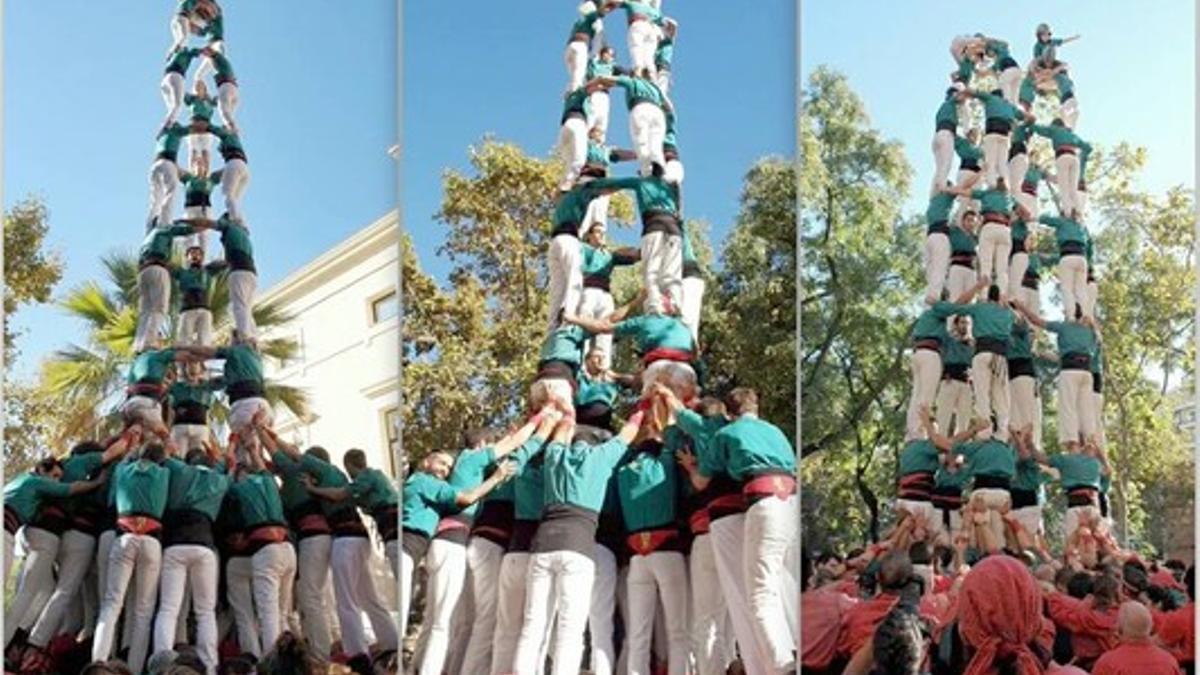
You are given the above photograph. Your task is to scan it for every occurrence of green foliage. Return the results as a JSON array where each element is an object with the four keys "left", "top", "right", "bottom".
[{"left": 403, "top": 139, "right": 796, "bottom": 463}]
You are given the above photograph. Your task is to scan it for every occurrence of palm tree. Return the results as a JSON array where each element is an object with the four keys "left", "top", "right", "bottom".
[{"left": 36, "top": 249, "right": 310, "bottom": 448}]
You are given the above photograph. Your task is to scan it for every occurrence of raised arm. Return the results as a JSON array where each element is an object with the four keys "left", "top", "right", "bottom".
[
  {"left": 102, "top": 425, "right": 145, "bottom": 464},
  {"left": 1011, "top": 299, "right": 1046, "bottom": 328},
  {"left": 493, "top": 409, "right": 557, "bottom": 458},
  {"left": 255, "top": 419, "right": 302, "bottom": 463},
  {"left": 306, "top": 482, "right": 351, "bottom": 502},
  {"left": 454, "top": 461, "right": 518, "bottom": 508},
  {"left": 562, "top": 312, "right": 614, "bottom": 335}
]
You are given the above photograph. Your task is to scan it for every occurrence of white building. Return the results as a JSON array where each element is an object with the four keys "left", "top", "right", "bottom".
[{"left": 257, "top": 209, "right": 400, "bottom": 477}]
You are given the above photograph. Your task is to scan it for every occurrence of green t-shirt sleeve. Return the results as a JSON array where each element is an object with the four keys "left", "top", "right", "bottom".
[
  {"left": 35, "top": 477, "right": 73, "bottom": 498},
  {"left": 675, "top": 409, "right": 707, "bottom": 439},
  {"left": 1045, "top": 321, "right": 1065, "bottom": 334},
  {"left": 214, "top": 347, "right": 231, "bottom": 359},
  {"left": 84, "top": 453, "right": 105, "bottom": 473},
  {"left": 423, "top": 478, "right": 459, "bottom": 508},
  {"left": 594, "top": 438, "right": 630, "bottom": 469},
  {"left": 348, "top": 474, "right": 372, "bottom": 500},
  {"left": 612, "top": 317, "right": 643, "bottom": 338}
]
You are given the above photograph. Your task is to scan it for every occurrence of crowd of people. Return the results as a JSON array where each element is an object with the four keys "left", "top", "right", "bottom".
[
  {"left": 3, "top": 2, "right": 401, "bottom": 674},
  {"left": 400, "top": 2, "right": 800, "bottom": 675},
  {"left": 801, "top": 25, "right": 1195, "bottom": 675}
]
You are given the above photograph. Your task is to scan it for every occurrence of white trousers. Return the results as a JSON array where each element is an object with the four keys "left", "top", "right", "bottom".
[
  {"left": 1055, "top": 153, "right": 1081, "bottom": 217},
  {"left": 333, "top": 536, "right": 398, "bottom": 657},
  {"left": 3, "top": 529, "right": 14, "bottom": 592},
  {"left": 1008, "top": 251, "right": 1029, "bottom": 302},
  {"left": 121, "top": 395, "right": 165, "bottom": 432},
  {"left": 492, "top": 551, "right": 532, "bottom": 675},
  {"left": 558, "top": 117, "right": 589, "bottom": 190},
  {"left": 1019, "top": 284, "right": 1041, "bottom": 320},
  {"left": 1064, "top": 505, "right": 1100, "bottom": 540},
  {"left": 92, "top": 533, "right": 162, "bottom": 673},
  {"left": 461, "top": 538, "right": 505, "bottom": 675},
  {"left": 513, "top": 550, "right": 595, "bottom": 675},
  {"left": 400, "top": 548, "right": 416, "bottom": 654},
  {"left": 630, "top": 102, "right": 667, "bottom": 177},
  {"left": 548, "top": 233, "right": 583, "bottom": 331},
  {"left": 530, "top": 377, "right": 575, "bottom": 413},
  {"left": 1010, "top": 375, "right": 1037, "bottom": 437},
  {"left": 226, "top": 556, "right": 261, "bottom": 657},
  {"left": 680, "top": 276, "right": 706, "bottom": 343},
  {"left": 218, "top": 81, "right": 240, "bottom": 131},
  {"left": 296, "top": 535, "right": 334, "bottom": 657},
  {"left": 1011, "top": 505, "right": 1043, "bottom": 538},
  {"left": 923, "top": 232, "right": 950, "bottom": 304},
  {"left": 709, "top": 515, "right": 771, "bottom": 675},
  {"left": 895, "top": 499, "right": 939, "bottom": 528},
  {"left": 1058, "top": 369, "right": 1095, "bottom": 444},
  {"left": 221, "top": 158, "right": 251, "bottom": 222},
  {"left": 579, "top": 286, "right": 616, "bottom": 368},
  {"left": 148, "top": 158, "right": 179, "bottom": 229},
  {"left": 1085, "top": 279, "right": 1099, "bottom": 319},
  {"left": 978, "top": 222, "right": 1012, "bottom": 292},
  {"left": 172, "top": 424, "right": 209, "bottom": 456},
  {"left": 95, "top": 530, "right": 137, "bottom": 653},
  {"left": 744, "top": 497, "right": 799, "bottom": 673},
  {"left": 972, "top": 352, "right": 1010, "bottom": 438},
  {"left": 906, "top": 349, "right": 943, "bottom": 440},
  {"left": 627, "top": 551, "right": 690, "bottom": 675},
  {"left": 251, "top": 541, "right": 297, "bottom": 655},
  {"left": 155, "top": 545, "right": 219, "bottom": 674},
  {"left": 135, "top": 265, "right": 171, "bottom": 352},
  {"left": 177, "top": 307, "right": 214, "bottom": 347},
  {"left": 161, "top": 71, "right": 186, "bottom": 129},
  {"left": 589, "top": 91, "right": 611, "bottom": 138},
  {"left": 931, "top": 130, "right": 955, "bottom": 195},
  {"left": 1061, "top": 97, "right": 1080, "bottom": 129},
  {"left": 1092, "top": 390, "right": 1106, "bottom": 448},
  {"left": 1057, "top": 254, "right": 1089, "bottom": 319},
  {"left": 227, "top": 268, "right": 258, "bottom": 340},
  {"left": 935, "top": 378, "right": 973, "bottom": 436},
  {"left": 983, "top": 133, "right": 1011, "bottom": 188},
  {"left": 228, "top": 396, "right": 271, "bottom": 437},
  {"left": 641, "top": 231, "right": 683, "bottom": 316},
  {"left": 581, "top": 193, "right": 611, "bottom": 238},
  {"left": 6, "top": 527, "right": 60, "bottom": 643},
  {"left": 418, "top": 538, "right": 468, "bottom": 673},
  {"left": 690, "top": 534, "right": 733, "bottom": 675},
  {"left": 564, "top": 41, "right": 588, "bottom": 93},
  {"left": 29, "top": 529, "right": 95, "bottom": 647},
  {"left": 947, "top": 264, "right": 977, "bottom": 304},
  {"left": 627, "top": 20, "right": 659, "bottom": 74},
  {"left": 999, "top": 66, "right": 1022, "bottom": 104},
  {"left": 589, "top": 544, "right": 619, "bottom": 675}
]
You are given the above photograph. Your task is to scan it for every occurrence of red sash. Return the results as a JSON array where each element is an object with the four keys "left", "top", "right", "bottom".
[
  {"left": 743, "top": 474, "right": 797, "bottom": 501},
  {"left": 688, "top": 508, "right": 711, "bottom": 535},
  {"left": 117, "top": 515, "right": 163, "bottom": 536},
  {"left": 626, "top": 528, "right": 679, "bottom": 556},
  {"left": 297, "top": 513, "right": 332, "bottom": 537},
  {"left": 642, "top": 347, "right": 694, "bottom": 366},
  {"left": 707, "top": 492, "right": 748, "bottom": 518},
  {"left": 247, "top": 525, "right": 289, "bottom": 545},
  {"left": 436, "top": 518, "right": 471, "bottom": 535},
  {"left": 982, "top": 212, "right": 1011, "bottom": 226},
  {"left": 1057, "top": 144, "right": 1079, "bottom": 155}
]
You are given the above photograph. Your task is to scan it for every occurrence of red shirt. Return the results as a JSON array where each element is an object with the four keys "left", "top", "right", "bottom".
[
  {"left": 1154, "top": 602, "right": 1195, "bottom": 664},
  {"left": 1092, "top": 640, "right": 1183, "bottom": 674},
  {"left": 837, "top": 593, "right": 899, "bottom": 659},
  {"left": 801, "top": 588, "right": 856, "bottom": 669},
  {"left": 1045, "top": 593, "right": 1119, "bottom": 662}
]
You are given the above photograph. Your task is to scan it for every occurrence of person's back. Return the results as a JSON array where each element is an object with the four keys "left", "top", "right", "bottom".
[{"left": 801, "top": 584, "right": 856, "bottom": 670}]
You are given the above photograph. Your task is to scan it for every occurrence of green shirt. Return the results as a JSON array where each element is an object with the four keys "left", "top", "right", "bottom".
[
  {"left": 562, "top": 87, "right": 592, "bottom": 123},
  {"left": 212, "top": 215, "right": 255, "bottom": 271},
  {"left": 487, "top": 436, "right": 544, "bottom": 504},
  {"left": 985, "top": 38, "right": 1012, "bottom": 65},
  {"left": 229, "top": 470, "right": 286, "bottom": 528},
  {"left": 674, "top": 410, "right": 729, "bottom": 478},
  {"left": 935, "top": 464, "right": 971, "bottom": 491},
  {"left": 1046, "top": 321, "right": 1097, "bottom": 357},
  {"left": 934, "top": 96, "right": 958, "bottom": 129},
  {"left": 1013, "top": 457, "right": 1050, "bottom": 503},
  {"left": 1029, "top": 124, "right": 1090, "bottom": 153},
  {"left": 539, "top": 325, "right": 590, "bottom": 367},
  {"left": 590, "top": 176, "right": 679, "bottom": 218},
  {"left": 214, "top": 344, "right": 263, "bottom": 387},
  {"left": 655, "top": 36, "right": 674, "bottom": 69},
  {"left": 184, "top": 94, "right": 217, "bottom": 122},
  {"left": 166, "top": 47, "right": 201, "bottom": 74},
  {"left": 926, "top": 192, "right": 956, "bottom": 225},
  {"left": 568, "top": 11, "right": 602, "bottom": 40},
  {"left": 210, "top": 124, "right": 245, "bottom": 157},
  {"left": 960, "top": 440, "right": 1016, "bottom": 480},
  {"left": 164, "top": 458, "right": 231, "bottom": 520},
  {"left": 1019, "top": 75, "right": 1037, "bottom": 105},
  {"left": 898, "top": 440, "right": 940, "bottom": 476},
  {"left": 128, "top": 348, "right": 178, "bottom": 386},
  {"left": 954, "top": 136, "right": 983, "bottom": 163},
  {"left": 949, "top": 302, "right": 1014, "bottom": 342},
  {"left": 542, "top": 438, "right": 630, "bottom": 511},
  {"left": 552, "top": 182, "right": 605, "bottom": 231},
  {"left": 114, "top": 460, "right": 171, "bottom": 518},
  {"left": 948, "top": 225, "right": 976, "bottom": 255},
  {"left": 612, "top": 76, "right": 666, "bottom": 111},
  {"left": 1038, "top": 215, "right": 1088, "bottom": 248},
  {"left": 580, "top": 245, "right": 637, "bottom": 280},
  {"left": 155, "top": 123, "right": 191, "bottom": 161},
  {"left": 210, "top": 51, "right": 235, "bottom": 80},
  {"left": 446, "top": 447, "right": 496, "bottom": 519},
  {"left": 1055, "top": 72, "right": 1074, "bottom": 98},
  {"left": 944, "top": 337, "right": 974, "bottom": 367},
  {"left": 1091, "top": 343, "right": 1104, "bottom": 375},
  {"left": 1034, "top": 38, "right": 1064, "bottom": 61},
  {"left": 613, "top": 315, "right": 694, "bottom": 354},
  {"left": 172, "top": 261, "right": 228, "bottom": 300},
  {"left": 139, "top": 224, "right": 195, "bottom": 265},
  {"left": 1008, "top": 322, "right": 1033, "bottom": 360},
  {"left": 402, "top": 472, "right": 458, "bottom": 536},
  {"left": 347, "top": 468, "right": 398, "bottom": 512},
  {"left": 271, "top": 451, "right": 317, "bottom": 514},
  {"left": 912, "top": 303, "right": 956, "bottom": 341},
  {"left": 63, "top": 453, "right": 106, "bottom": 513},
  {"left": 180, "top": 171, "right": 221, "bottom": 203},
  {"left": 1048, "top": 453, "right": 1102, "bottom": 490},
  {"left": 616, "top": 1, "right": 663, "bottom": 25},
  {"left": 587, "top": 56, "right": 620, "bottom": 79},
  {"left": 970, "top": 188, "right": 1014, "bottom": 216},
  {"left": 617, "top": 444, "right": 679, "bottom": 531},
  {"left": 168, "top": 379, "right": 222, "bottom": 411},
  {"left": 576, "top": 372, "right": 620, "bottom": 408},
  {"left": 3, "top": 473, "right": 72, "bottom": 523},
  {"left": 1012, "top": 123, "right": 1033, "bottom": 147},
  {"left": 708, "top": 415, "right": 796, "bottom": 481},
  {"left": 514, "top": 456, "right": 545, "bottom": 521},
  {"left": 1011, "top": 219, "right": 1029, "bottom": 244},
  {"left": 972, "top": 91, "right": 1021, "bottom": 122}
]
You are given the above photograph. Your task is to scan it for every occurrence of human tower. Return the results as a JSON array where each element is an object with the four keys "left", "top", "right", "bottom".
[
  {"left": 900, "top": 24, "right": 1112, "bottom": 566},
  {"left": 3, "top": 3, "right": 403, "bottom": 674},
  {"left": 398, "top": 2, "right": 800, "bottom": 675}
]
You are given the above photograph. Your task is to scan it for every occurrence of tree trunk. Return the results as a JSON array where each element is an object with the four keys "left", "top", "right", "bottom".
[{"left": 856, "top": 466, "right": 879, "bottom": 544}]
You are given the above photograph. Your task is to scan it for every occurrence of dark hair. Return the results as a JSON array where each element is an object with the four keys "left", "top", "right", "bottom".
[
  {"left": 173, "top": 653, "right": 206, "bottom": 672},
  {"left": 346, "top": 653, "right": 372, "bottom": 675},
  {"left": 1054, "top": 567, "right": 1075, "bottom": 589},
  {"left": 35, "top": 456, "right": 63, "bottom": 474},
  {"left": 81, "top": 662, "right": 134, "bottom": 675},
  {"left": 987, "top": 285, "right": 1001, "bottom": 302},
  {"left": 464, "top": 428, "right": 491, "bottom": 449},
  {"left": 1187, "top": 566, "right": 1195, "bottom": 600},
  {"left": 343, "top": 449, "right": 368, "bottom": 471},
  {"left": 879, "top": 551, "right": 914, "bottom": 591},
  {"left": 1165, "top": 559, "right": 1187, "bottom": 573},
  {"left": 142, "top": 443, "right": 167, "bottom": 464},
  {"left": 725, "top": 387, "right": 759, "bottom": 416},
  {"left": 871, "top": 606, "right": 925, "bottom": 674},
  {"left": 847, "top": 547, "right": 866, "bottom": 560},
  {"left": 217, "top": 656, "right": 256, "bottom": 675},
  {"left": 372, "top": 649, "right": 399, "bottom": 674},
  {"left": 696, "top": 396, "right": 727, "bottom": 418},
  {"left": 186, "top": 448, "right": 214, "bottom": 467},
  {"left": 1067, "top": 572, "right": 1094, "bottom": 599},
  {"left": 305, "top": 446, "right": 330, "bottom": 463},
  {"left": 817, "top": 551, "right": 843, "bottom": 566},
  {"left": 1092, "top": 573, "right": 1121, "bottom": 608},
  {"left": 908, "top": 542, "right": 932, "bottom": 566},
  {"left": 802, "top": 549, "right": 814, "bottom": 590},
  {"left": 71, "top": 441, "right": 106, "bottom": 456},
  {"left": 257, "top": 631, "right": 325, "bottom": 675},
  {"left": 934, "top": 545, "right": 954, "bottom": 570},
  {"left": 1074, "top": 303, "right": 1083, "bottom": 320}
]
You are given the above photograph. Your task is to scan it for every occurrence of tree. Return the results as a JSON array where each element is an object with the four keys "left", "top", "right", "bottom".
[
  {"left": 3, "top": 198, "right": 64, "bottom": 471},
  {"left": 34, "top": 250, "right": 309, "bottom": 449}
]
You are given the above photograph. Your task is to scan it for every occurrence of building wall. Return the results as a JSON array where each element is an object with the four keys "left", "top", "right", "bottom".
[{"left": 257, "top": 211, "right": 400, "bottom": 477}]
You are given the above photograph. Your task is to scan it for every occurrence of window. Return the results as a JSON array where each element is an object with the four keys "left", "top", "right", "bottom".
[
  {"left": 383, "top": 406, "right": 401, "bottom": 477},
  {"left": 369, "top": 289, "right": 398, "bottom": 325}
]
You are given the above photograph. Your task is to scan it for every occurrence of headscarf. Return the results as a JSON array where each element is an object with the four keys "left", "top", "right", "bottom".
[{"left": 959, "top": 555, "right": 1049, "bottom": 675}]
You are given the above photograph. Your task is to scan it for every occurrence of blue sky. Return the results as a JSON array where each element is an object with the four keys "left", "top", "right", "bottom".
[
  {"left": 802, "top": 1, "right": 1195, "bottom": 223},
  {"left": 5, "top": 2, "right": 397, "bottom": 378},
  {"left": 402, "top": 1, "right": 795, "bottom": 283}
]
